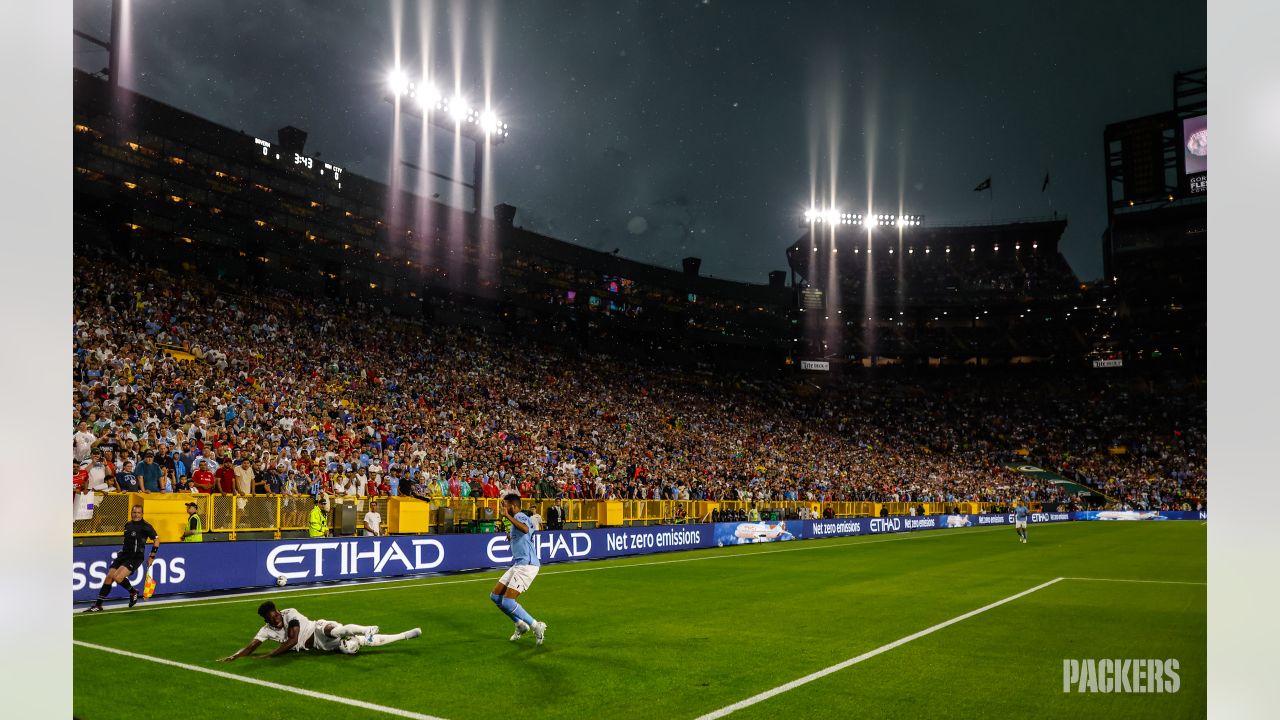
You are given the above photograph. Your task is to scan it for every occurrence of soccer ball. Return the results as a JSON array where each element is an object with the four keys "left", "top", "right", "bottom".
[{"left": 276, "top": 575, "right": 288, "bottom": 587}]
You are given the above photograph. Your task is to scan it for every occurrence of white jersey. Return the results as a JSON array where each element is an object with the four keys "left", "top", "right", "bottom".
[{"left": 254, "top": 608, "right": 315, "bottom": 651}]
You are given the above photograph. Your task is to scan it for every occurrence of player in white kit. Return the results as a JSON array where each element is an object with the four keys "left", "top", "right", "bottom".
[{"left": 217, "top": 601, "right": 421, "bottom": 661}]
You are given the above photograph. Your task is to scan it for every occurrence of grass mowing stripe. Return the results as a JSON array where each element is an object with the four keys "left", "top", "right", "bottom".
[
  {"left": 1062, "top": 576, "right": 1207, "bottom": 585},
  {"left": 77, "top": 524, "right": 1027, "bottom": 615},
  {"left": 74, "top": 640, "right": 449, "bottom": 720},
  {"left": 693, "top": 577, "right": 1066, "bottom": 720}
]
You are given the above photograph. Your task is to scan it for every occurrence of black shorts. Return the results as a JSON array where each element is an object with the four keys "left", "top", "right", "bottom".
[{"left": 110, "top": 554, "right": 143, "bottom": 573}]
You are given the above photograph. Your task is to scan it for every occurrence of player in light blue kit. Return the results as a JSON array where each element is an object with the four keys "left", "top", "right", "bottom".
[
  {"left": 490, "top": 493, "right": 547, "bottom": 645},
  {"left": 1014, "top": 499, "right": 1029, "bottom": 544}
]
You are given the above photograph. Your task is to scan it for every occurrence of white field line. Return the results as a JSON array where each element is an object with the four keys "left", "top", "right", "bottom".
[
  {"left": 74, "top": 640, "right": 447, "bottom": 720},
  {"left": 694, "top": 578, "right": 1066, "bottom": 720},
  {"left": 1061, "top": 576, "right": 1207, "bottom": 586},
  {"left": 76, "top": 524, "right": 1029, "bottom": 615}
]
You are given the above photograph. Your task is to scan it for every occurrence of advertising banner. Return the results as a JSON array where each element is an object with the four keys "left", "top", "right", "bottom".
[
  {"left": 1073, "top": 510, "right": 1206, "bottom": 521},
  {"left": 73, "top": 524, "right": 716, "bottom": 602},
  {"left": 72, "top": 513, "right": 1078, "bottom": 602}
]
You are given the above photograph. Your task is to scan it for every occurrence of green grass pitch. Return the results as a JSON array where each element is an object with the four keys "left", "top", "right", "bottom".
[{"left": 73, "top": 522, "right": 1206, "bottom": 719}]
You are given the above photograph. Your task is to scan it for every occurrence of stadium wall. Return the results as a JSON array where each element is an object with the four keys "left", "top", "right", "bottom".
[{"left": 71, "top": 512, "right": 1204, "bottom": 602}]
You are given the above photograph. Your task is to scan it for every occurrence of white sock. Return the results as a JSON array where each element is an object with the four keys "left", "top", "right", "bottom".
[
  {"left": 363, "top": 631, "right": 410, "bottom": 647},
  {"left": 334, "top": 623, "right": 376, "bottom": 637}
]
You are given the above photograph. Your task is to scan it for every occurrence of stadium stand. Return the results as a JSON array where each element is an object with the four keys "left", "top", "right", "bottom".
[{"left": 71, "top": 69, "right": 1205, "bottom": 541}]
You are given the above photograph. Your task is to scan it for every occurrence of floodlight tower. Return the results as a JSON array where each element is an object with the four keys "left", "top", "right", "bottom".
[
  {"left": 72, "top": 0, "right": 127, "bottom": 92},
  {"left": 384, "top": 71, "right": 510, "bottom": 214}
]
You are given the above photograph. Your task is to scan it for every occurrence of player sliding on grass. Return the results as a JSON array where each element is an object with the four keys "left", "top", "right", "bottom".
[
  {"left": 1014, "top": 499, "right": 1029, "bottom": 544},
  {"left": 490, "top": 493, "right": 547, "bottom": 645},
  {"left": 217, "top": 601, "right": 421, "bottom": 661}
]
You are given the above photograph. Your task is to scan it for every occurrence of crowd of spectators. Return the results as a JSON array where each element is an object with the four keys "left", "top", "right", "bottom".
[{"left": 71, "top": 253, "right": 1206, "bottom": 514}]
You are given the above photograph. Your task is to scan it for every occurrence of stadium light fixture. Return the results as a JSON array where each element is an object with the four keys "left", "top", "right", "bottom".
[
  {"left": 385, "top": 71, "right": 510, "bottom": 142},
  {"left": 388, "top": 69, "right": 409, "bottom": 96},
  {"left": 802, "top": 206, "right": 920, "bottom": 227},
  {"left": 448, "top": 96, "right": 469, "bottom": 122}
]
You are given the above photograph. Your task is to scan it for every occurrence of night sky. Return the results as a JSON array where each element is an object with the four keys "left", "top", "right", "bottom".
[{"left": 72, "top": 0, "right": 1206, "bottom": 283}]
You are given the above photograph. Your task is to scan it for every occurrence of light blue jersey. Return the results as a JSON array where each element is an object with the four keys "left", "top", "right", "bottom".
[
  {"left": 510, "top": 512, "right": 540, "bottom": 567},
  {"left": 1015, "top": 504, "right": 1028, "bottom": 520}
]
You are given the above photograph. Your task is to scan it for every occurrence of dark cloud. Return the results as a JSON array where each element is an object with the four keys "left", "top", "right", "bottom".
[{"left": 73, "top": 0, "right": 1205, "bottom": 282}]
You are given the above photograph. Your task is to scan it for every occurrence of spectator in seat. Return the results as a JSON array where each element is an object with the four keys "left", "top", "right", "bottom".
[
  {"left": 191, "top": 459, "right": 215, "bottom": 493},
  {"left": 137, "top": 451, "right": 162, "bottom": 493}
]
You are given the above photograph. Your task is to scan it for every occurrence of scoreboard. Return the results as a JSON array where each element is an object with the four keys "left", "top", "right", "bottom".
[{"left": 253, "top": 137, "right": 344, "bottom": 188}]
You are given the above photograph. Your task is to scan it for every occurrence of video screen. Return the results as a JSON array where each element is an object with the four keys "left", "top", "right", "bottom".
[{"left": 1182, "top": 115, "right": 1206, "bottom": 194}]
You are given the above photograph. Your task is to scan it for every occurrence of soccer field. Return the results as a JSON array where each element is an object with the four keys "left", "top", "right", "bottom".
[{"left": 73, "top": 522, "right": 1207, "bottom": 719}]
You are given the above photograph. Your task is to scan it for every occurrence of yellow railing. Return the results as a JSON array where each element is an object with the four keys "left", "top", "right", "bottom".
[{"left": 73, "top": 493, "right": 1019, "bottom": 540}]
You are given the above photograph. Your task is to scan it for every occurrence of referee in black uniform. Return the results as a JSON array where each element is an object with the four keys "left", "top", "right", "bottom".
[{"left": 84, "top": 504, "right": 160, "bottom": 612}]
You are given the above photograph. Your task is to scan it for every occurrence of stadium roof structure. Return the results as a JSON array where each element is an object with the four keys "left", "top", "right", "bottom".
[
  {"left": 785, "top": 217, "right": 1078, "bottom": 307},
  {"left": 502, "top": 221, "right": 790, "bottom": 307}
]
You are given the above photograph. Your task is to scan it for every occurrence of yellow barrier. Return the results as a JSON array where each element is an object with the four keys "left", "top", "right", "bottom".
[
  {"left": 73, "top": 494, "right": 1020, "bottom": 540},
  {"left": 73, "top": 492, "right": 137, "bottom": 537},
  {"left": 388, "top": 497, "right": 431, "bottom": 534}
]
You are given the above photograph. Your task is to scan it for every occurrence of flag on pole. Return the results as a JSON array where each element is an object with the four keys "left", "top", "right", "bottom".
[
  {"left": 1042, "top": 172, "right": 1051, "bottom": 192},
  {"left": 973, "top": 177, "right": 992, "bottom": 192}
]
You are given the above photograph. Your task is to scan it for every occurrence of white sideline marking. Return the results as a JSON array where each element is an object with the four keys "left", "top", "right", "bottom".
[
  {"left": 1062, "top": 576, "right": 1207, "bottom": 586},
  {"left": 74, "top": 640, "right": 448, "bottom": 719},
  {"left": 694, "top": 578, "right": 1066, "bottom": 720},
  {"left": 76, "top": 525, "right": 1025, "bottom": 615}
]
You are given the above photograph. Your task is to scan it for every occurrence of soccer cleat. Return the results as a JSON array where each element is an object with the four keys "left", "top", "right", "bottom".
[
  {"left": 128, "top": 589, "right": 140, "bottom": 608},
  {"left": 532, "top": 621, "right": 547, "bottom": 646},
  {"left": 365, "top": 625, "right": 380, "bottom": 644},
  {"left": 83, "top": 604, "right": 103, "bottom": 613},
  {"left": 510, "top": 620, "right": 530, "bottom": 641},
  {"left": 405, "top": 627, "right": 422, "bottom": 640}
]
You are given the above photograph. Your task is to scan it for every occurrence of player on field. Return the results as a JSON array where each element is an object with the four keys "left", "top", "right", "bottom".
[
  {"left": 83, "top": 504, "right": 159, "bottom": 612},
  {"left": 490, "top": 493, "right": 547, "bottom": 645},
  {"left": 217, "top": 601, "right": 421, "bottom": 660},
  {"left": 1014, "top": 499, "right": 1029, "bottom": 543}
]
